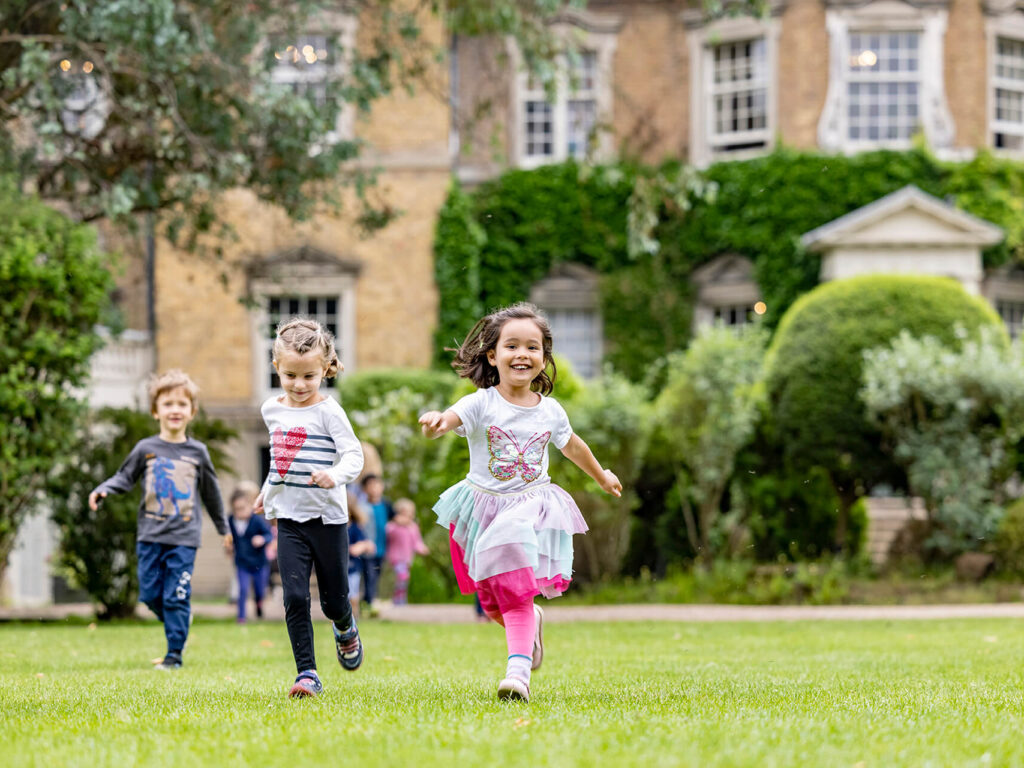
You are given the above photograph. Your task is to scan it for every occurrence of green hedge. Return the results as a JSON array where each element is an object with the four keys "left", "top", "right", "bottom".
[{"left": 338, "top": 367, "right": 459, "bottom": 415}]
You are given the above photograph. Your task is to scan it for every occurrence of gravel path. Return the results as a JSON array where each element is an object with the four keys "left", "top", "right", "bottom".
[{"left": 5, "top": 601, "right": 1024, "bottom": 623}]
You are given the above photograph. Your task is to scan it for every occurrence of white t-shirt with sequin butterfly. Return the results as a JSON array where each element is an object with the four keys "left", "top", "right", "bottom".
[
  {"left": 450, "top": 386, "right": 574, "bottom": 493},
  {"left": 259, "top": 395, "right": 364, "bottom": 524}
]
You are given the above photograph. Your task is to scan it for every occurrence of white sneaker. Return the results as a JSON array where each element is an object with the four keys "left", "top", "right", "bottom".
[
  {"left": 531, "top": 604, "right": 544, "bottom": 671},
  {"left": 497, "top": 677, "right": 530, "bottom": 702}
]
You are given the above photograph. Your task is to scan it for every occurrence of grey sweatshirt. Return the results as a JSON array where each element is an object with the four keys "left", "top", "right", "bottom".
[{"left": 91, "top": 435, "right": 228, "bottom": 548}]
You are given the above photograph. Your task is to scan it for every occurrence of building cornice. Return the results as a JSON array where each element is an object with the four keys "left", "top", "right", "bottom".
[
  {"left": 681, "top": 0, "right": 787, "bottom": 29},
  {"left": 983, "top": 0, "right": 1024, "bottom": 15}
]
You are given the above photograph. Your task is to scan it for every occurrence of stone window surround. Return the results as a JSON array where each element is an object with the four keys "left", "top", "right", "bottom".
[
  {"left": 683, "top": 3, "right": 784, "bottom": 168},
  {"left": 818, "top": 0, "right": 954, "bottom": 153},
  {"left": 529, "top": 263, "right": 604, "bottom": 378},
  {"left": 691, "top": 254, "right": 762, "bottom": 329},
  {"left": 247, "top": 248, "right": 360, "bottom": 405},
  {"left": 266, "top": 10, "right": 357, "bottom": 144},
  {"left": 983, "top": 263, "right": 1024, "bottom": 338},
  {"left": 507, "top": 8, "right": 622, "bottom": 169},
  {"left": 985, "top": 0, "right": 1024, "bottom": 153}
]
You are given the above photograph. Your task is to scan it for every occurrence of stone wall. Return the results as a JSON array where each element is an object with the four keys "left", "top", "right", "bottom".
[{"left": 864, "top": 497, "right": 928, "bottom": 565}]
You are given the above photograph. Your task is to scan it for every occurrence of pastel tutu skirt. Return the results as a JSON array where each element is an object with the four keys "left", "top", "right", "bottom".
[{"left": 433, "top": 479, "right": 588, "bottom": 614}]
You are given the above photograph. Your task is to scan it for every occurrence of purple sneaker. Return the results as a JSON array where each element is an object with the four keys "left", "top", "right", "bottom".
[
  {"left": 288, "top": 670, "right": 323, "bottom": 698},
  {"left": 334, "top": 621, "right": 363, "bottom": 671}
]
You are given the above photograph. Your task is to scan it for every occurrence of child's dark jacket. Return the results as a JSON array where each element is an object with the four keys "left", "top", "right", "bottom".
[{"left": 230, "top": 514, "right": 273, "bottom": 571}]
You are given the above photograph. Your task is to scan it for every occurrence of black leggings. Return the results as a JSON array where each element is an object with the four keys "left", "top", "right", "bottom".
[{"left": 277, "top": 517, "right": 353, "bottom": 673}]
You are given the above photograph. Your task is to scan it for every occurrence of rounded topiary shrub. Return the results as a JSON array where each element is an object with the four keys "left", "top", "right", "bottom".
[{"left": 764, "top": 275, "right": 1005, "bottom": 548}]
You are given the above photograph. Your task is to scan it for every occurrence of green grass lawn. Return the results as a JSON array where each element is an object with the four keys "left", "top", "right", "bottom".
[{"left": 3, "top": 617, "right": 1024, "bottom": 767}]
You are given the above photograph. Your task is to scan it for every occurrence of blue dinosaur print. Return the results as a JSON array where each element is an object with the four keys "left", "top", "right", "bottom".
[{"left": 152, "top": 457, "right": 191, "bottom": 517}]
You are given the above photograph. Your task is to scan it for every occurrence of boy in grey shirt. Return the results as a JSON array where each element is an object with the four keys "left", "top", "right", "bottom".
[{"left": 90, "top": 370, "right": 229, "bottom": 669}]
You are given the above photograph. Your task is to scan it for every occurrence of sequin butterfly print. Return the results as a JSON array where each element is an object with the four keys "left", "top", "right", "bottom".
[{"left": 486, "top": 426, "right": 551, "bottom": 483}]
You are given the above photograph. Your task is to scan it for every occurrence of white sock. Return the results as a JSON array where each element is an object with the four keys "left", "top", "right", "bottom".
[{"left": 506, "top": 654, "right": 531, "bottom": 683}]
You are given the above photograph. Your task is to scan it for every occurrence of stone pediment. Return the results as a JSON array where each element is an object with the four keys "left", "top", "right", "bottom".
[
  {"left": 801, "top": 186, "right": 1004, "bottom": 251},
  {"left": 531, "top": 262, "right": 600, "bottom": 310},
  {"left": 984, "top": 0, "right": 1024, "bottom": 15},
  {"left": 691, "top": 254, "right": 755, "bottom": 286},
  {"left": 247, "top": 245, "right": 363, "bottom": 280}
]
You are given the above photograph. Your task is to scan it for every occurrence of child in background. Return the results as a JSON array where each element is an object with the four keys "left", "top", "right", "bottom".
[
  {"left": 346, "top": 491, "right": 376, "bottom": 617},
  {"left": 385, "top": 498, "right": 429, "bottom": 606},
  {"left": 89, "top": 369, "right": 230, "bottom": 670},
  {"left": 226, "top": 481, "right": 273, "bottom": 623},
  {"left": 420, "top": 303, "right": 621, "bottom": 702},
  {"left": 255, "top": 318, "right": 365, "bottom": 698},
  {"left": 359, "top": 473, "right": 392, "bottom": 613}
]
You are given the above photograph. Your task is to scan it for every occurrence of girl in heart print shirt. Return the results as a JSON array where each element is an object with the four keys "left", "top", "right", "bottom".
[
  {"left": 255, "top": 318, "right": 364, "bottom": 699},
  {"left": 419, "top": 302, "right": 622, "bottom": 703}
]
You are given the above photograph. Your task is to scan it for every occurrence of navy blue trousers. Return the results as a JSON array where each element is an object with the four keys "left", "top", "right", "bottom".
[{"left": 137, "top": 541, "right": 196, "bottom": 654}]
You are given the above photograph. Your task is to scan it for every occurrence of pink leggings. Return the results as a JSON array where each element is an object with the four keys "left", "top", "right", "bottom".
[{"left": 479, "top": 588, "right": 535, "bottom": 658}]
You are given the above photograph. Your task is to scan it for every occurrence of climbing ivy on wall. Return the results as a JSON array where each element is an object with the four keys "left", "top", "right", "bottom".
[{"left": 433, "top": 148, "right": 1024, "bottom": 376}]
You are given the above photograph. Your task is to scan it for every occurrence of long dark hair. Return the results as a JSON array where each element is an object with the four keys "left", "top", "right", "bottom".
[{"left": 450, "top": 302, "right": 557, "bottom": 395}]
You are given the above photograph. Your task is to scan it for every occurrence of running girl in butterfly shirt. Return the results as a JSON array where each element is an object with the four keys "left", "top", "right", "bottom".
[{"left": 419, "top": 302, "right": 621, "bottom": 703}]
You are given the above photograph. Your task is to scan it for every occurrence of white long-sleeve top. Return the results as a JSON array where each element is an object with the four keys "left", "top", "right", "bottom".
[{"left": 260, "top": 395, "right": 364, "bottom": 524}]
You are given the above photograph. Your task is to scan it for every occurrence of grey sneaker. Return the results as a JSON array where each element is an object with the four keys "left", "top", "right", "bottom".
[
  {"left": 334, "top": 621, "right": 363, "bottom": 671},
  {"left": 497, "top": 677, "right": 530, "bottom": 702},
  {"left": 531, "top": 604, "right": 544, "bottom": 671},
  {"left": 288, "top": 670, "right": 323, "bottom": 698}
]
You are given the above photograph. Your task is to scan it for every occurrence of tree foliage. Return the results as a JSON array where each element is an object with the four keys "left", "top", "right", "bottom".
[
  {"left": 0, "top": 177, "right": 113, "bottom": 573},
  {"left": 47, "top": 407, "right": 235, "bottom": 619},
  {"left": 862, "top": 327, "right": 1021, "bottom": 558},
  {"left": 655, "top": 325, "right": 767, "bottom": 565},
  {"left": 0, "top": 0, "right": 578, "bottom": 240},
  {"left": 548, "top": 360, "right": 650, "bottom": 581},
  {"left": 765, "top": 275, "right": 1003, "bottom": 550}
]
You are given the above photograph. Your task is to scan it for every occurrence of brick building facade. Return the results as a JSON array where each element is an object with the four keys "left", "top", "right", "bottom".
[{"left": 9, "top": 0, "right": 1024, "bottom": 602}]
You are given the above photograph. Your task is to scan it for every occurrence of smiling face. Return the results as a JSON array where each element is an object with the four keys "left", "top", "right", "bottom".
[
  {"left": 273, "top": 348, "right": 327, "bottom": 407},
  {"left": 487, "top": 317, "right": 547, "bottom": 391},
  {"left": 152, "top": 385, "right": 196, "bottom": 441}
]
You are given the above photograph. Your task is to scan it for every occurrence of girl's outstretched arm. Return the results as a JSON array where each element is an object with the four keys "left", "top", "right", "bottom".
[
  {"left": 560, "top": 434, "right": 622, "bottom": 497},
  {"left": 419, "top": 409, "right": 463, "bottom": 439}
]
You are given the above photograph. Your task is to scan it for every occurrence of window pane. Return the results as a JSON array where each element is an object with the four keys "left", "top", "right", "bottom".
[
  {"left": 710, "top": 38, "right": 768, "bottom": 151},
  {"left": 995, "top": 37, "right": 1024, "bottom": 143},
  {"left": 525, "top": 100, "right": 553, "bottom": 157},
  {"left": 848, "top": 31, "right": 919, "bottom": 75},
  {"left": 846, "top": 32, "right": 921, "bottom": 146},
  {"left": 546, "top": 308, "right": 601, "bottom": 379},
  {"left": 266, "top": 295, "right": 342, "bottom": 390},
  {"left": 567, "top": 100, "right": 596, "bottom": 158},
  {"left": 271, "top": 34, "right": 336, "bottom": 102},
  {"left": 570, "top": 51, "right": 597, "bottom": 92},
  {"left": 998, "top": 300, "right": 1024, "bottom": 339}
]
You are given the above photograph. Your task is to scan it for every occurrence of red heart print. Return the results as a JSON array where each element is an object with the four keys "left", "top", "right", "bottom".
[{"left": 273, "top": 427, "right": 308, "bottom": 477}]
